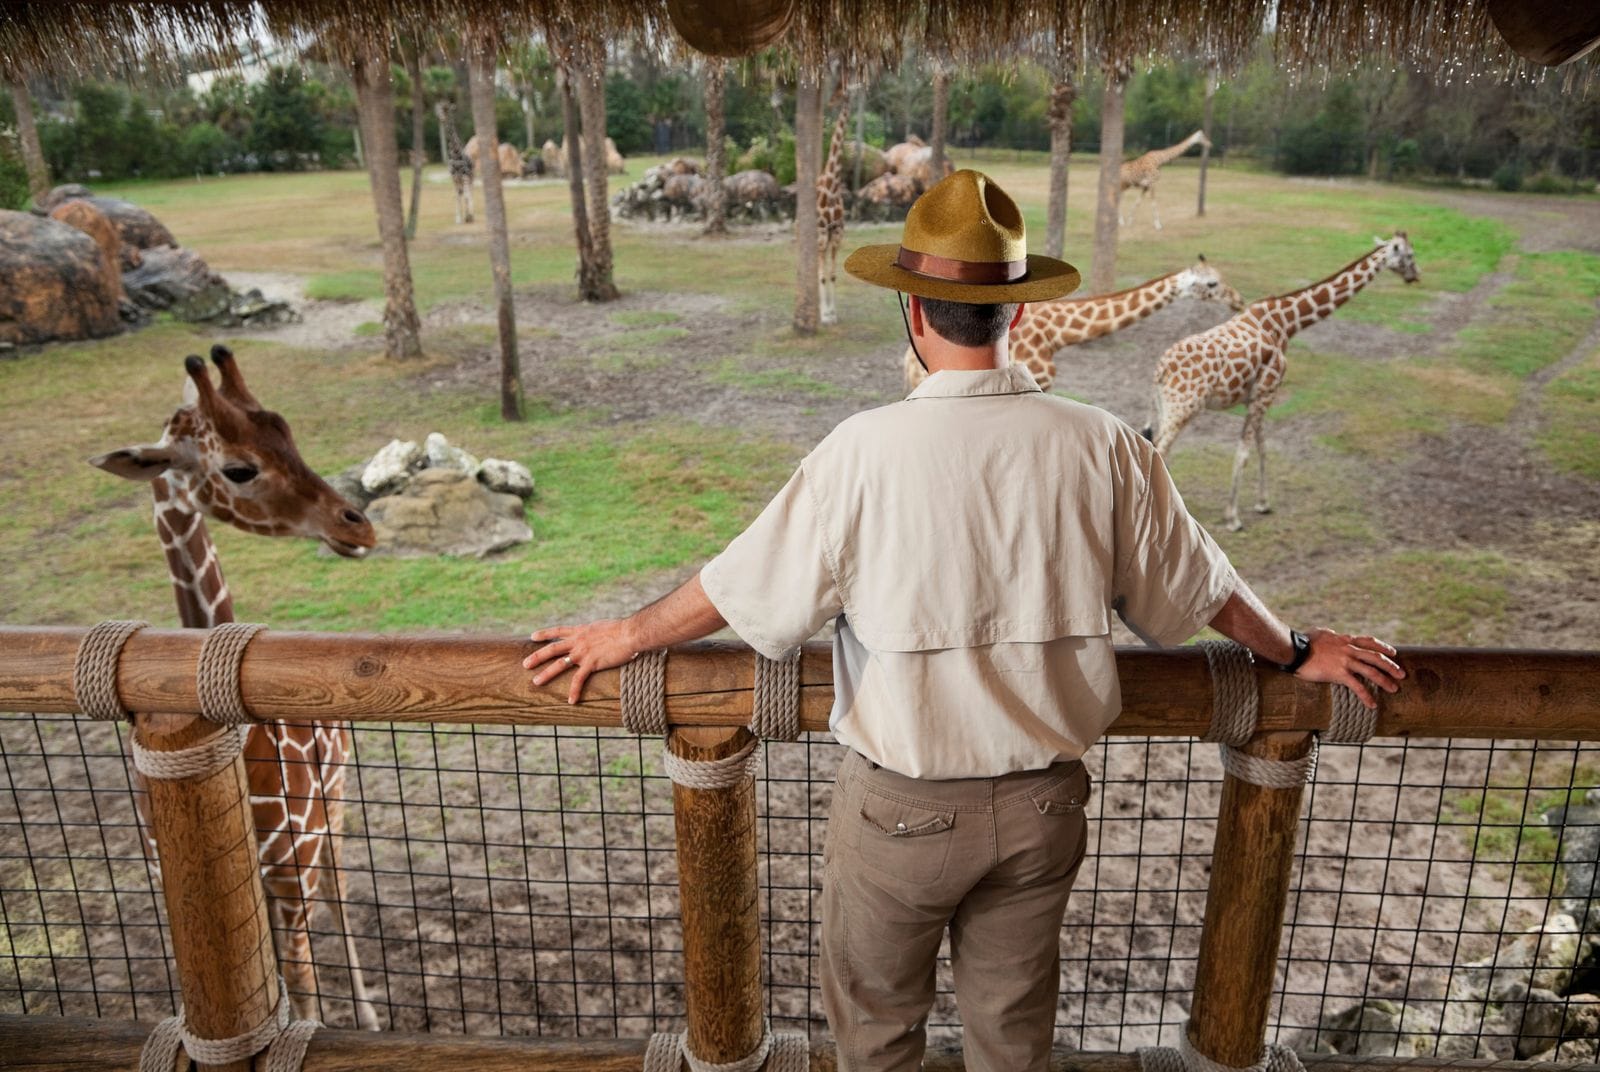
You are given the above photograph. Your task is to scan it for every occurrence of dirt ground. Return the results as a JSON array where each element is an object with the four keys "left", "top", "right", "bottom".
[{"left": 4, "top": 193, "right": 1599, "bottom": 1051}]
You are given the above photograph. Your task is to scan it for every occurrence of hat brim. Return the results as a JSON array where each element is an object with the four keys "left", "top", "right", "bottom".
[{"left": 843, "top": 244, "right": 1081, "bottom": 304}]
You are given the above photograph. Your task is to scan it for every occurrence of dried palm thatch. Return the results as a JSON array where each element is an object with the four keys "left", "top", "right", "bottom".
[{"left": 0, "top": 0, "right": 1592, "bottom": 83}]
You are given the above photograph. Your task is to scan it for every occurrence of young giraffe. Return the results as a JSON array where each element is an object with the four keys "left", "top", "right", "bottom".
[
  {"left": 817, "top": 96, "right": 853, "bottom": 326},
  {"left": 437, "top": 99, "right": 475, "bottom": 225},
  {"left": 90, "top": 346, "right": 381, "bottom": 1029},
  {"left": 1147, "top": 234, "right": 1420, "bottom": 531},
  {"left": 902, "top": 257, "right": 1245, "bottom": 393},
  {"left": 1119, "top": 128, "right": 1211, "bottom": 230}
]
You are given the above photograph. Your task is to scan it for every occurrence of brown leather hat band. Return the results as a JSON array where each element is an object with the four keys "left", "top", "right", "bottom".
[{"left": 895, "top": 247, "right": 1028, "bottom": 285}]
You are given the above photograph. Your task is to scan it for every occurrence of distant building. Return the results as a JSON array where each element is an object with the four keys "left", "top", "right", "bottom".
[{"left": 186, "top": 47, "right": 289, "bottom": 96}]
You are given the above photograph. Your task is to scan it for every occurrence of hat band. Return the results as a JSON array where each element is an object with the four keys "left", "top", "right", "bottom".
[{"left": 896, "top": 247, "right": 1028, "bottom": 285}]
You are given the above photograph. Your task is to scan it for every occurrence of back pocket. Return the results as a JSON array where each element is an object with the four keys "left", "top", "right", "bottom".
[{"left": 856, "top": 790, "right": 956, "bottom": 884}]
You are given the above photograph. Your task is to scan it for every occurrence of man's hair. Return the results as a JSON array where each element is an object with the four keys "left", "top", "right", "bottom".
[{"left": 920, "top": 298, "right": 1019, "bottom": 347}]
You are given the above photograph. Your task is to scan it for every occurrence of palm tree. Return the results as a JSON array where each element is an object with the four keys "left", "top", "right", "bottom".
[
  {"left": 466, "top": 33, "right": 522, "bottom": 420},
  {"left": 574, "top": 33, "right": 618, "bottom": 301},
  {"left": 1089, "top": 58, "right": 1131, "bottom": 294},
  {"left": 704, "top": 58, "right": 727, "bottom": 236},
  {"left": 6, "top": 72, "right": 49, "bottom": 202},
  {"left": 1045, "top": 42, "right": 1077, "bottom": 261},
  {"left": 793, "top": 73, "right": 822, "bottom": 334},
  {"left": 351, "top": 45, "right": 423, "bottom": 359}
]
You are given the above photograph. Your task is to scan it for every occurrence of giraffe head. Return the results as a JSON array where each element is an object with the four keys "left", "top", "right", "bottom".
[
  {"left": 89, "top": 345, "right": 376, "bottom": 558},
  {"left": 1174, "top": 255, "right": 1246, "bottom": 311},
  {"left": 1374, "top": 232, "right": 1420, "bottom": 284}
]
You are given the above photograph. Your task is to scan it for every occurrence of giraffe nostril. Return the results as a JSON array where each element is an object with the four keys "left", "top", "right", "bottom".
[{"left": 343, "top": 509, "right": 366, "bottom": 526}]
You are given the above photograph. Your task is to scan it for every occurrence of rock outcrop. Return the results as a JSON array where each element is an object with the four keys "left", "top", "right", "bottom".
[
  {"left": 0, "top": 210, "right": 122, "bottom": 347},
  {"left": 39, "top": 184, "right": 177, "bottom": 265}
]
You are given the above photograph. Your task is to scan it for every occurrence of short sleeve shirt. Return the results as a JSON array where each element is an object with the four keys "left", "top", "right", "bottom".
[{"left": 700, "top": 365, "right": 1237, "bottom": 779}]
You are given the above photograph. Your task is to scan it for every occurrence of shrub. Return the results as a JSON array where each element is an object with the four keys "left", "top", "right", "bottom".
[
  {"left": 1492, "top": 161, "right": 1524, "bottom": 192},
  {"left": 0, "top": 146, "right": 30, "bottom": 210},
  {"left": 178, "top": 121, "right": 236, "bottom": 174},
  {"left": 1523, "top": 171, "right": 1571, "bottom": 195},
  {"left": 1390, "top": 138, "right": 1422, "bottom": 179}
]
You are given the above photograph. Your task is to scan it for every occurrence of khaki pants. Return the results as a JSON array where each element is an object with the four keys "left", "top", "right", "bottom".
[{"left": 821, "top": 750, "right": 1091, "bottom": 1072}]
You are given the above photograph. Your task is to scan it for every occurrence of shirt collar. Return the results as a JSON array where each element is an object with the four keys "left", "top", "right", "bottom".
[{"left": 905, "top": 363, "right": 1043, "bottom": 401}]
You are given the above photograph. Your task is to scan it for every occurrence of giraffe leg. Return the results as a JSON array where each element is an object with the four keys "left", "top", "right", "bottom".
[
  {"left": 465, "top": 181, "right": 475, "bottom": 224},
  {"left": 321, "top": 806, "right": 382, "bottom": 1030},
  {"left": 1150, "top": 187, "right": 1162, "bottom": 231},
  {"left": 1252, "top": 406, "right": 1272, "bottom": 515},
  {"left": 819, "top": 239, "right": 836, "bottom": 325},
  {"left": 272, "top": 894, "right": 322, "bottom": 1022},
  {"left": 1227, "top": 404, "right": 1269, "bottom": 531}
]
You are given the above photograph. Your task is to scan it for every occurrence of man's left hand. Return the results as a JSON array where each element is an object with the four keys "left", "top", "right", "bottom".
[{"left": 525, "top": 620, "right": 638, "bottom": 704}]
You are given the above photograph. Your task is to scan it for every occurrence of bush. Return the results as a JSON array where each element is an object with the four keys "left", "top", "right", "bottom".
[
  {"left": 178, "top": 121, "right": 236, "bottom": 174},
  {"left": 605, "top": 74, "right": 653, "bottom": 155},
  {"left": 1390, "top": 138, "right": 1422, "bottom": 179},
  {"left": 0, "top": 147, "right": 30, "bottom": 210},
  {"left": 1492, "top": 161, "right": 1524, "bottom": 192},
  {"left": 1523, "top": 171, "right": 1571, "bottom": 194}
]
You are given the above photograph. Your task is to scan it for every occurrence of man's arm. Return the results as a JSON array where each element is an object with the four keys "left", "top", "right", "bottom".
[
  {"left": 1207, "top": 577, "right": 1404, "bottom": 708},
  {"left": 524, "top": 572, "right": 727, "bottom": 704}
]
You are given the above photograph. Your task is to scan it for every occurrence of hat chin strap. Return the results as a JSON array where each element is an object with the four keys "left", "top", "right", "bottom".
[{"left": 898, "top": 292, "right": 929, "bottom": 375}]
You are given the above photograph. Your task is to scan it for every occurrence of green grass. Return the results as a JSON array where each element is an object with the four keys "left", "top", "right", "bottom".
[
  {"left": 711, "top": 358, "right": 849, "bottom": 398},
  {"left": 1442, "top": 764, "right": 1600, "bottom": 895},
  {"left": 1273, "top": 549, "right": 1517, "bottom": 645},
  {"left": 612, "top": 310, "right": 682, "bottom": 328},
  {"left": 1456, "top": 252, "right": 1600, "bottom": 378},
  {"left": 1539, "top": 348, "right": 1600, "bottom": 478}
]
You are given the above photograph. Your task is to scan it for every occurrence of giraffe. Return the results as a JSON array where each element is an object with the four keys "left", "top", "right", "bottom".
[
  {"left": 89, "top": 345, "right": 381, "bottom": 1029},
  {"left": 437, "top": 99, "right": 475, "bottom": 225},
  {"left": 817, "top": 97, "right": 853, "bottom": 326},
  {"left": 902, "top": 257, "right": 1246, "bottom": 393},
  {"left": 1146, "top": 234, "right": 1420, "bottom": 531},
  {"left": 1119, "top": 129, "right": 1211, "bottom": 230}
]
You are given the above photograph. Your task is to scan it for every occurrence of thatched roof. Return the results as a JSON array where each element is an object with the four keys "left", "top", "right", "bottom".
[{"left": 0, "top": 0, "right": 1591, "bottom": 82}]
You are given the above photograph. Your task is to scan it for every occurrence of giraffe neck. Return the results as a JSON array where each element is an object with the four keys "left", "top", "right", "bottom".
[
  {"left": 822, "top": 106, "right": 850, "bottom": 185},
  {"left": 1256, "top": 248, "right": 1386, "bottom": 339},
  {"left": 152, "top": 474, "right": 234, "bottom": 629},
  {"left": 442, "top": 110, "right": 463, "bottom": 156},
  {"left": 1046, "top": 272, "right": 1179, "bottom": 344},
  {"left": 1150, "top": 132, "right": 1202, "bottom": 167}
]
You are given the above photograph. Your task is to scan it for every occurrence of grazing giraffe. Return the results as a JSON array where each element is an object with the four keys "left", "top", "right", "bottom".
[
  {"left": 1119, "top": 129, "right": 1211, "bottom": 230},
  {"left": 437, "top": 99, "right": 475, "bottom": 224},
  {"left": 817, "top": 97, "right": 853, "bottom": 326},
  {"left": 903, "top": 256, "right": 1244, "bottom": 392},
  {"left": 1146, "top": 234, "right": 1420, "bottom": 530},
  {"left": 90, "top": 346, "right": 381, "bottom": 1029}
]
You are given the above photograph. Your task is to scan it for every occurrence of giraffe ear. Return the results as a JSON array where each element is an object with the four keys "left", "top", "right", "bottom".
[
  {"left": 89, "top": 445, "right": 175, "bottom": 482},
  {"left": 1374, "top": 234, "right": 1388, "bottom": 246}
]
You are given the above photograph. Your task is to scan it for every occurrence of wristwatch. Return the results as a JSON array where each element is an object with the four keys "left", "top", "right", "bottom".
[{"left": 1275, "top": 629, "right": 1312, "bottom": 674}]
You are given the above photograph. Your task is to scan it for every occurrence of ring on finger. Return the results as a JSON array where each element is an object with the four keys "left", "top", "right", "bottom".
[{"left": 563, "top": 655, "right": 573, "bottom": 665}]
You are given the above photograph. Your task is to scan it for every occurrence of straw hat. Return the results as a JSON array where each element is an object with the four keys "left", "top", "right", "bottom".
[{"left": 844, "top": 169, "right": 1080, "bottom": 304}]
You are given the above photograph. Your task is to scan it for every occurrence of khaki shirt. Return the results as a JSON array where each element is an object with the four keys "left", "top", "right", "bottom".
[{"left": 700, "top": 365, "right": 1236, "bottom": 779}]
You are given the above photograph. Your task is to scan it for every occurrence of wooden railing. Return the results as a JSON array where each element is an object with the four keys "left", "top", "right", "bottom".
[{"left": 2, "top": 624, "right": 1599, "bottom": 1072}]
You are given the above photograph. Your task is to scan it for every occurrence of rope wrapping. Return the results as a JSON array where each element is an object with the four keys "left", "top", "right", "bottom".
[
  {"left": 132, "top": 725, "right": 244, "bottom": 781},
  {"left": 750, "top": 650, "right": 801, "bottom": 741},
  {"left": 137, "top": 977, "right": 319, "bottom": 1072},
  {"left": 1138, "top": 1023, "right": 1306, "bottom": 1072},
  {"left": 1217, "top": 739, "right": 1320, "bottom": 788},
  {"left": 1325, "top": 685, "right": 1376, "bottom": 742},
  {"left": 73, "top": 619, "right": 148, "bottom": 721},
  {"left": 196, "top": 622, "right": 265, "bottom": 725},
  {"left": 663, "top": 737, "right": 763, "bottom": 789},
  {"left": 621, "top": 648, "right": 669, "bottom": 736},
  {"left": 643, "top": 1025, "right": 808, "bottom": 1072},
  {"left": 1198, "top": 641, "right": 1257, "bottom": 745}
]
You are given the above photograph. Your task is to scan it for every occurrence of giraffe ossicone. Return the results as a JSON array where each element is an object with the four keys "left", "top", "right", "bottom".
[
  {"left": 902, "top": 256, "right": 1245, "bottom": 393},
  {"left": 91, "top": 345, "right": 380, "bottom": 1029},
  {"left": 1147, "top": 234, "right": 1420, "bottom": 531}
]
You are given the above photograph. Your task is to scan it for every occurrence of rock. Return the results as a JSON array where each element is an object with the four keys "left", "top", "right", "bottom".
[
  {"left": 36, "top": 184, "right": 94, "bottom": 211},
  {"left": 1447, "top": 914, "right": 1583, "bottom": 1002},
  {"left": 361, "top": 439, "right": 424, "bottom": 496},
  {"left": 366, "top": 468, "right": 531, "bottom": 558},
  {"left": 327, "top": 463, "right": 372, "bottom": 510},
  {"left": 1311, "top": 998, "right": 1444, "bottom": 1057},
  {"left": 122, "top": 245, "right": 230, "bottom": 317},
  {"left": 423, "top": 432, "right": 480, "bottom": 477},
  {"left": 0, "top": 210, "right": 122, "bottom": 346},
  {"left": 49, "top": 200, "right": 129, "bottom": 301},
  {"left": 1543, "top": 804, "right": 1600, "bottom": 907},
  {"left": 478, "top": 458, "right": 534, "bottom": 499},
  {"left": 38, "top": 185, "right": 177, "bottom": 265}
]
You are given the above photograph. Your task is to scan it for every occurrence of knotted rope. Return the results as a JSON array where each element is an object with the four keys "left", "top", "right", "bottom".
[
  {"left": 1137, "top": 1024, "right": 1304, "bottom": 1072},
  {"left": 1198, "top": 640, "right": 1352, "bottom": 788},
  {"left": 750, "top": 650, "right": 801, "bottom": 741},
  {"left": 132, "top": 724, "right": 244, "bottom": 781},
  {"left": 621, "top": 648, "right": 669, "bottom": 736},
  {"left": 197, "top": 622, "right": 266, "bottom": 725},
  {"left": 663, "top": 736, "right": 764, "bottom": 790},
  {"left": 73, "top": 619, "right": 148, "bottom": 721},
  {"left": 1325, "top": 685, "right": 1377, "bottom": 743},
  {"left": 643, "top": 1022, "right": 808, "bottom": 1072},
  {"left": 1198, "top": 640, "right": 1257, "bottom": 746},
  {"left": 138, "top": 977, "right": 320, "bottom": 1072}
]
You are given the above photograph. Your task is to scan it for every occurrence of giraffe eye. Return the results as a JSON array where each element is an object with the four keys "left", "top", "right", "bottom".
[{"left": 222, "top": 464, "right": 259, "bottom": 484}]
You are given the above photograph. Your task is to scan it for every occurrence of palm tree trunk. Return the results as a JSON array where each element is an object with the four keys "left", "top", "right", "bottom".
[
  {"left": 559, "top": 65, "right": 604, "bottom": 301},
  {"left": 8, "top": 78, "right": 49, "bottom": 203},
  {"left": 929, "top": 66, "right": 950, "bottom": 180},
  {"left": 703, "top": 59, "right": 727, "bottom": 236},
  {"left": 405, "top": 44, "right": 427, "bottom": 239},
  {"left": 468, "top": 43, "right": 522, "bottom": 421},
  {"left": 575, "top": 37, "right": 618, "bottom": 301},
  {"left": 1045, "top": 72, "right": 1076, "bottom": 261},
  {"left": 793, "top": 73, "right": 822, "bottom": 335},
  {"left": 352, "top": 50, "right": 423, "bottom": 359},
  {"left": 1089, "top": 63, "right": 1129, "bottom": 295},
  {"left": 1197, "top": 73, "right": 1216, "bottom": 217}
]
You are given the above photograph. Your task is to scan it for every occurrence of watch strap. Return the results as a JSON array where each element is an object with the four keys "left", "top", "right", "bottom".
[{"left": 1277, "top": 629, "right": 1312, "bottom": 674}]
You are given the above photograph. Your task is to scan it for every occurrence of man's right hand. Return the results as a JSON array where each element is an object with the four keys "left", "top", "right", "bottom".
[{"left": 1296, "top": 628, "right": 1404, "bottom": 709}]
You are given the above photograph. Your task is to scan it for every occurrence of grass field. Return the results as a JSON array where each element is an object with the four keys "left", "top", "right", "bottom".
[{"left": 2, "top": 152, "right": 1597, "bottom": 648}]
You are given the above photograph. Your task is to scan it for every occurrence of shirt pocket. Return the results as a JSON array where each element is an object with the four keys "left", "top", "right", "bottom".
[{"left": 856, "top": 789, "right": 956, "bottom": 884}]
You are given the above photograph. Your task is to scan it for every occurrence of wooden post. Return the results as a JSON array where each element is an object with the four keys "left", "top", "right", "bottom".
[
  {"left": 1187, "top": 730, "right": 1315, "bottom": 1067},
  {"left": 136, "top": 711, "right": 279, "bottom": 1072},
  {"left": 668, "top": 726, "right": 764, "bottom": 1065},
  {"left": 1197, "top": 72, "right": 1217, "bottom": 218}
]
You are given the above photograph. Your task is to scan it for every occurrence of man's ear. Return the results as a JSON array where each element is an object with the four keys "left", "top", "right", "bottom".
[
  {"left": 908, "top": 294, "right": 925, "bottom": 337},
  {"left": 89, "top": 445, "right": 175, "bottom": 482},
  {"left": 1010, "top": 302, "right": 1027, "bottom": 329}
]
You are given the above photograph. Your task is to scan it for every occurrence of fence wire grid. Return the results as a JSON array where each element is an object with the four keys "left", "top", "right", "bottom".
[{"left": 4, "top": 711, "right": 1600, "bottom": 1061}]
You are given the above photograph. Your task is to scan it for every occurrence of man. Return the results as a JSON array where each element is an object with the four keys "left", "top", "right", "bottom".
[{"left": 523, "top": 170, "right": 1404, "bottom": 1071}]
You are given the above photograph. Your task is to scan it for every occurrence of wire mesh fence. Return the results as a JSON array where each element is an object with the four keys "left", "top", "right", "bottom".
[{"left": 3, "top": 710, "right": 1599, "bottom": 1061}]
